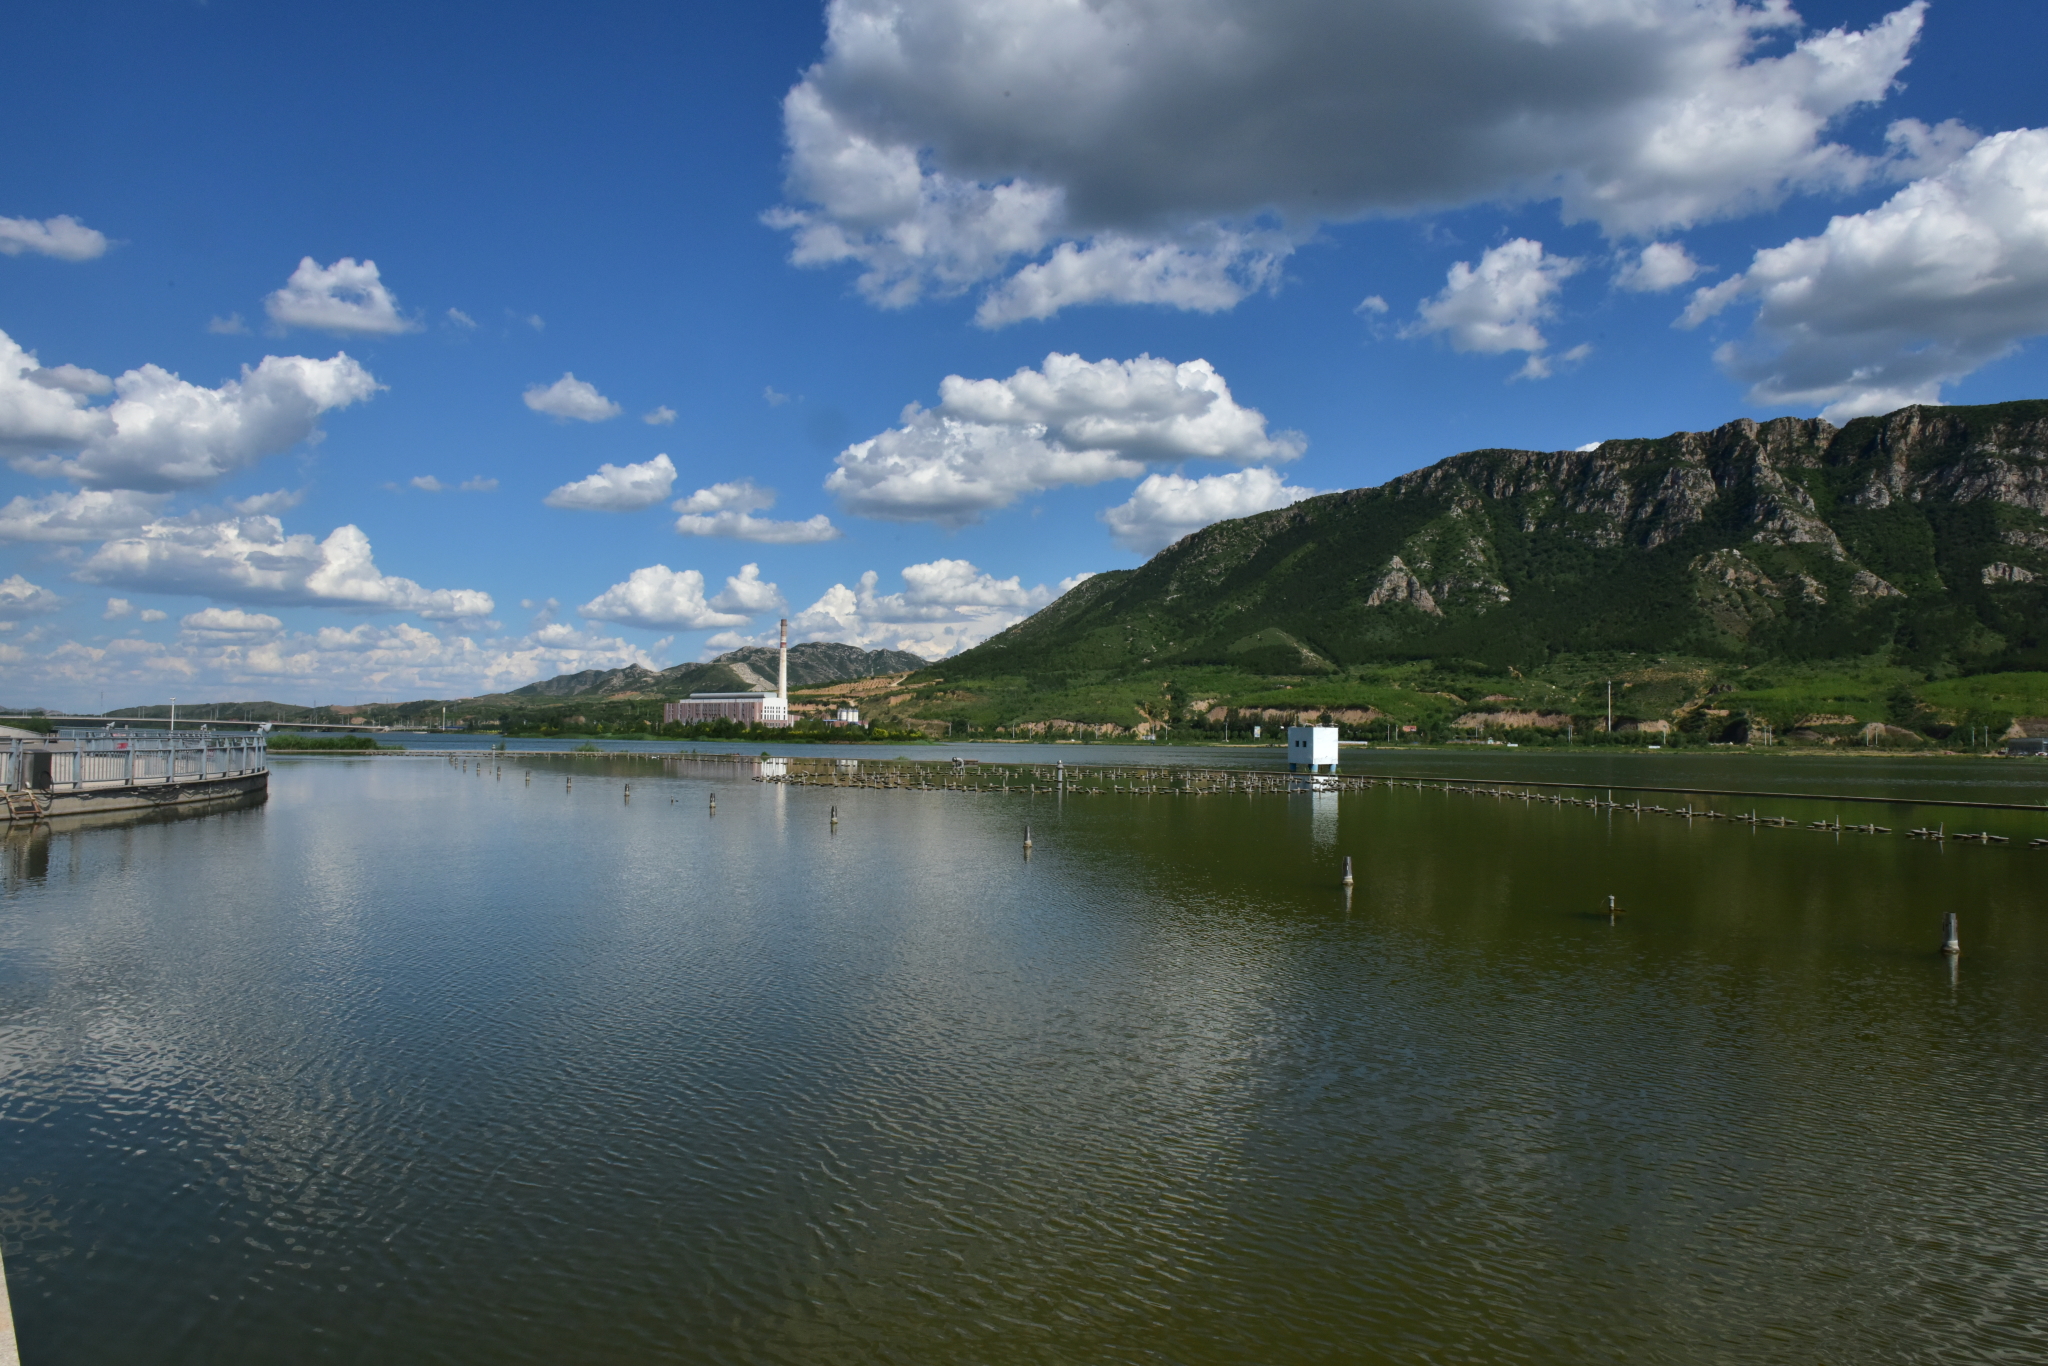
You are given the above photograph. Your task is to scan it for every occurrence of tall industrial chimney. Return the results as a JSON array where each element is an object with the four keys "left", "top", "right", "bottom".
[{"left": 778, "top": 618, "right": 788, "bottom": 703}]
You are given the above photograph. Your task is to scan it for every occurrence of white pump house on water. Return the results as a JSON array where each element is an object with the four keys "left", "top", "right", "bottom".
[{"left": 662, "top": 619, "right": 795, "bottom": 728}]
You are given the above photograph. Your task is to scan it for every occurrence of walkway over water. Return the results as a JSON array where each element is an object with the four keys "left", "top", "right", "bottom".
[{"left": 2, "top": 728, "right": 267, "bottom": 821}]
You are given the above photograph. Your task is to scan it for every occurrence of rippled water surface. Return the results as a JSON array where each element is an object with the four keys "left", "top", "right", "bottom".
[{"left": 2, "top": 753, "right": 2045, "bottom": 1363}]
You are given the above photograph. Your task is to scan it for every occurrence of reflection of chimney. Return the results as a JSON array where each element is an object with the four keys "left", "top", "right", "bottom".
[{"left": 778, "top": 618, "right": 788, "bottom": 703}]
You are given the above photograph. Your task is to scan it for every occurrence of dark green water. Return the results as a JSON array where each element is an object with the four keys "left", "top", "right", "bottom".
[{"left": 1, "top": 753, "right": 2044, "bottom": 1363}]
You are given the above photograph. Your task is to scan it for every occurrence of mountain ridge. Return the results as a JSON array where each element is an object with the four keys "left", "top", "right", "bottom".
[{"left": 940, "top": 401, "right": 2048, "bottom": 682}]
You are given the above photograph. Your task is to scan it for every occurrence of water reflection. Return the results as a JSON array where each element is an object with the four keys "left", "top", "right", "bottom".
[
  {"left": 0, "top": 755, "right": 2043, "bottom": 1364},
  {"left": 0, "top": 789, "right": 267, "bottom": 893}
]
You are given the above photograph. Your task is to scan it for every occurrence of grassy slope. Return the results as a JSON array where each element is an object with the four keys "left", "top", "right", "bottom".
[{"left": 878, "top": 402, "right": 2048, "bottom": 745}]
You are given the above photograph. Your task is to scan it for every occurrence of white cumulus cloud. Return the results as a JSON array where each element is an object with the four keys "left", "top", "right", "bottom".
[
  {"left": 76, "top": 511, "right": 492, "bottom": 620},
  {"left": 0, "top": 213, "right": 108, "bottom": 261},
  {"left": 544, "top": 453, "right": 677, "bottom": 511},
  {"left": 264, "top": 257, "right": 418, "bottom": 336},
  {"left": 577, "top": 565, "right": 752, "bottom": 630},
  {"left": 1406, "top": 239, "right": 1585, "bottom": 379},
  {"left": 180, "top": 608, "right": 283, "bottom": 640},
  {"left": 0, "top": 328, "right": 379, "bottom": 489},
  {"left": 828, "top": 352, "right": 1301, "bottom": 525},
  {"left": 1616, "top": 242, "right": 1705, "bottom": 292},
  {"left": 227, "top": 489, "right": 304, "bottom": 516},
  {"left": 523, "top": 373, "right": 622, "bottom": 422},
  {"left": 674, "top": 480, "right": 772, "bottom": 515},
  {"left": 1102, "top": 467, "right": 1320, "bottom": 555},
  {"left": 674, "top": 510, "right": 843, "bottom": 544},
  {"left": 0, "top": 618, "right": 667, "bottom": 710},
  {"left": 643, "top": 405, "right": 676, "bottom": 425},
  {"left": 0, "top": 574, "right": 64, "bottom": 617},
  {"left": 0, "top": 330, "right": 113, "bottom": 453},
  {"left": 1681, "top": 126, "right": 2048, "bottom": 420},
  {"left": 972, "top": 230, "right": 1287, "bottom": 327},
  {"left": 709, "top": 563, "right": 787, "bottom": 614},
  {"left": 776, "top": 558, "right": 1086, "bottom": 658},
  {"left": 0, "top": 488, "right": 169, "bottom": 542},
  {"left": 771, "top": 0, "right": 1930, "bottom": 322},
  {"left": 671, "top": 479, "right": 839, "bottom": 542},
  {"left": 29, "top": 363, "right": 113, "bottom": 396}
]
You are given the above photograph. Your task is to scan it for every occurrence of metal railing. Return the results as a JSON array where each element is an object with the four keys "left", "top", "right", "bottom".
[{"left": 3, "top": 729, "right": 268, "bottom": 792}]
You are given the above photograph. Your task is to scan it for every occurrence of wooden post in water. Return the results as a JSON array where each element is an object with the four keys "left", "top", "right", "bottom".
[
  {"left": 1342, "top": 856, "right": 1355, "bottom": 886},
  {"left": 1023, "top": 823, "right": 1033, "bottom": 850},
  {"left": 1941, "top": 913, "right": 1961, "bottom": 956}
]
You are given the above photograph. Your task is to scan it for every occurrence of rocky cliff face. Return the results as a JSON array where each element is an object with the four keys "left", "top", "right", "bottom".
[{"left": 953, "top": 400, "right": 2048, "bottom": 677}]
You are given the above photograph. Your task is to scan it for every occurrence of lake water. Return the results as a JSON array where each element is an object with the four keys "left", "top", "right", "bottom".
[{"left": 2, "top": 750, "right": 2045, "bottom": 1363}]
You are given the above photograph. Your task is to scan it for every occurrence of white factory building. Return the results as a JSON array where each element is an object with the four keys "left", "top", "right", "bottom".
[{"left": 662, "top": 619, "right": 795, "bottom": 728}]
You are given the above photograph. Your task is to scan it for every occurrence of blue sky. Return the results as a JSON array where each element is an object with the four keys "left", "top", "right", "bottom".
[{"left": 3, "top": 0, "right": 2045, "bottom": 710}]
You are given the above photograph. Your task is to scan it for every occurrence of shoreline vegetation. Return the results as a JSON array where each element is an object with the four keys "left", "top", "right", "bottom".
[
  {"left": 129, "top": 655, "right": 2048, "bottom": 756},
  {"left": 25, "top": 655, "right": 2048, "bottom": 759},
  {"left": 266, "top": 734, "right": 395, "bottom": 752},
  {"left": 240, "top": 658, "right": 2048, "bottom": 755},
  {"left": 296, "top": 732, "right": 2035, "bottom": 763}
]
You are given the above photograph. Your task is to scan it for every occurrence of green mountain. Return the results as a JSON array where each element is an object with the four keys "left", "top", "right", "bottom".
[{"left": 952, "top": 401, "right": 2048, "bottom": 680}]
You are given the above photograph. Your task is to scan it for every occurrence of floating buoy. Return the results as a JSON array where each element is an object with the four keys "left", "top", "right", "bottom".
[{"left": 1342, "top": 855, "right": 1355, "bottom": 887}]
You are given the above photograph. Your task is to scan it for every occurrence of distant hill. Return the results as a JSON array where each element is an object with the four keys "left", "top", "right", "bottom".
[
  {"left": 107, "top": 700, "right": 324, "bottom": 722},
  {"left": 95, "top": 643, "right": 926, "bottom": 725},
  {"left": 503, "top": 641, "right": 925, "bottom": 703},
  {"left": 941, "top": 401, "right": 2048, "bottom": 681},
  {"left": 711, "top": 641, "right": 926, "bottom": 690}
]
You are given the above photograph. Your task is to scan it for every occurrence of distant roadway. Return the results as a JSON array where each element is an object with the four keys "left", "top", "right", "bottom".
[{"left": 0, "top": 714, "right": 391, "bottom": 733}]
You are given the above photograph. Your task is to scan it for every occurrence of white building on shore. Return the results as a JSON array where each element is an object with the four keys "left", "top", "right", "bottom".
[{"left": 662, "top": 619, "right": 795, "bottom": 728}]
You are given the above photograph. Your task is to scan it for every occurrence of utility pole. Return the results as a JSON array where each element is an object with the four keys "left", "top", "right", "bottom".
[
  {"left": 169, "top": 697, "right": 177, "bottom": 733},
  {"left": 1606, "top": 681, "right": 1612, "bottom": 737}
]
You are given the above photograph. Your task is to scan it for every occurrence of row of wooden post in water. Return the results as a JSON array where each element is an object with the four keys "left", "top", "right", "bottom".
[
  {"left": 441, "top": 753, "right": 1982, "bottom": 957},
  {"left": 741, "top": 760, "right": 2045, "bottom": 849},
  {"left": 445, "top": 753, "right": 2040, "bottom": 857}
]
